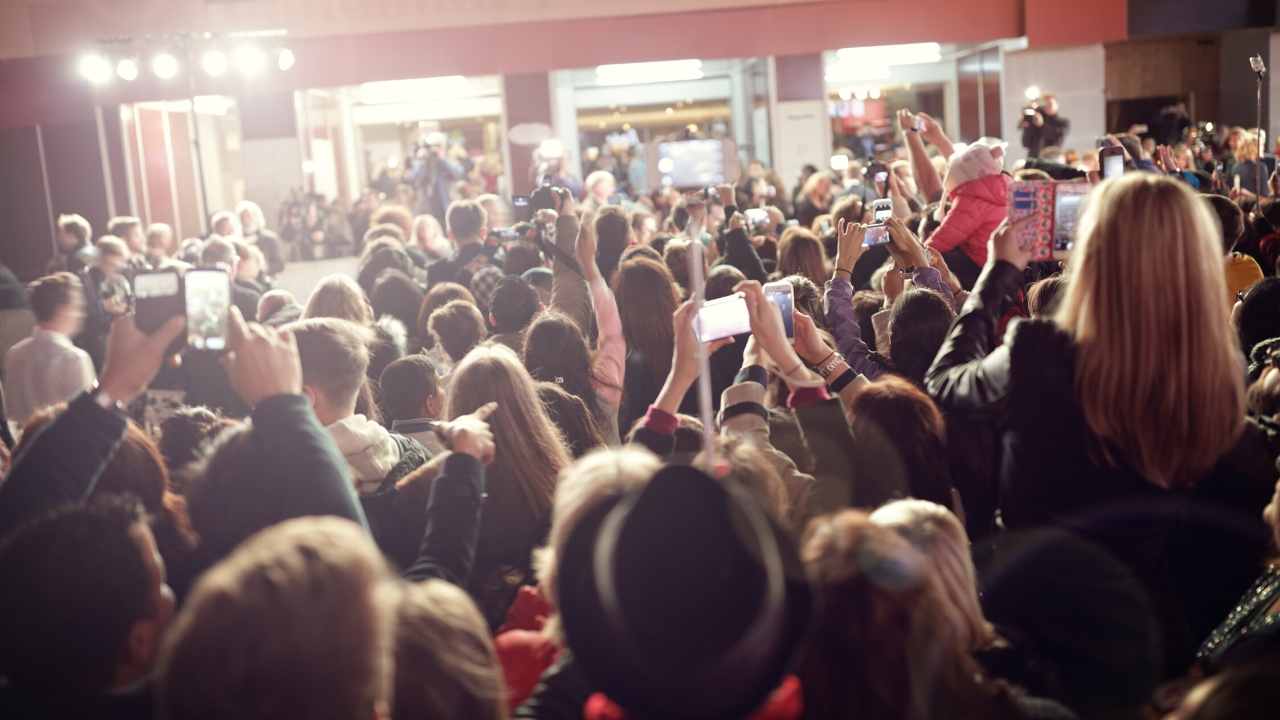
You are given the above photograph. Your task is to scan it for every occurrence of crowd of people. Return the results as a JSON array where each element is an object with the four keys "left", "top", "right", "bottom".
[{"left": 4, "top": 97, "right": 1280, "bottom": 720}]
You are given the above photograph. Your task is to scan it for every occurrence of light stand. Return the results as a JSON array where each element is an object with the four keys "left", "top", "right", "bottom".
[{"left": 1250, "top": 54, "right": 1266, "bottom": 198}]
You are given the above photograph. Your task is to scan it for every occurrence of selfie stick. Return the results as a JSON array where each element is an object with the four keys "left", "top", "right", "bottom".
[
  {"left": 1251, "top": 54, "right": 1267, "bottom": 197},
  {"left": 685, "top": 238, "right": 720, "bottom": 471}
]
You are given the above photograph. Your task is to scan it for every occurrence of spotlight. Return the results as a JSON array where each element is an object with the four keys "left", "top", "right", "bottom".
[
  {"left": 115, "top": 58, "right": 139, "bottom": 82},
  {"left": 78, "top": 53, "right": 113, "bottom": 85},
  {"left": 202, "top": 49, "right": 228, "bottom": 77},
  {"left": 233, "top": 45, "right": 267, "bottom": 76},
  {"left": 151, "top": 52, "right": 180, "bottom": 80},
  {"left": 276, "top": 48, "right": 296, "bottom": 71},
  {"left": 1024, "top": 85, "right": 1042, "bottom": 102},
  {"left": 868, "top": 87, "right": 881, "bottom": 99}
]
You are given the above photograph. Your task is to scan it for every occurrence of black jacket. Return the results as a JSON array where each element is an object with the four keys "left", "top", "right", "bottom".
[{"left": 927, "top": 260, "right": 1277, "bottom": 675}]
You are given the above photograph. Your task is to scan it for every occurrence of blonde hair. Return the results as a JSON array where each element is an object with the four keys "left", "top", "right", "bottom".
[
  {"left": 800, "top": 170, "right": 834, "bottom": 201},
  {"left": 156, "top": 517, "right": 396, "bottom": 720},
  {"left": 447, "top": 346, "right": 571, "bottom": 545},
  {"left": 305, "top": 274, "right": 373, "bottom": 325},
  {"left": 394, "top": 580, "right": 507, "bottom": 720},
  {"left": 534, "top": 446, "right": 662, "bottom": 640},
  {"left": 1055, "top": 174, "right": 1244, "bottom": 488},
  {"left": 1234, "top": 131, "right": 1260, "bottom": 164},
  {"left": 869, "top": 499, "right": 994, "bottom": 651}
]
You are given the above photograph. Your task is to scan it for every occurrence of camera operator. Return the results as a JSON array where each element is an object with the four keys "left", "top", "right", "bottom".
[
  {"left": 412, "top": 132, "right": 469, "bottom": 226},
  {"left": 1019, "top": 93, "right": 1070, "bottom": 159}
]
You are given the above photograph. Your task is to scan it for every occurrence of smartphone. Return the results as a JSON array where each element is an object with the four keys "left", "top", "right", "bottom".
[
  {"left": 863, "top": 198, "right": 894, "bottom": 247},
  {"left": 184, "top": 269, "right": 231, "bottom": 351},
  {"left": 512, "top": 195, "right": 531, "bottom": 222},
  {"left": 763, "top": 281, "right": 795, "bottom": 339},
  {"left": 1234, "top": 174, "right": 1242, "bottom": 192},
  {"left": 134, "top": 269, "right": 186, "bottom": 354},
  {"left": 694, "top": 293, "right": 751, "bottom": 343},
  {"left": 1100, "top": 145, "right": 1125, "bottom": 180},
  {"left": 914, "top": 116, "right": 926, "bottom": 133},
  {"left": 745, "top": 207, "right": 770, "bottom": 233},
  {"left": 830, "top": 154, "right": 850, "bottom": 172},
  {"left": 1053, "top": 186, "right": 1089, "bottom": 252}
]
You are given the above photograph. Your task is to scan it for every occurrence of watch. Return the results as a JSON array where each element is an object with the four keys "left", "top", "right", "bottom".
[
  {"left": 90, "top": 385, "right": 128, "bottom": 414},
  {"left": 817, "top": 353, "right": 846, "bottom": 379}
]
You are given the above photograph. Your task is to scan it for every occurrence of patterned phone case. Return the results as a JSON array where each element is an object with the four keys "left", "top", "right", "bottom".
[{"left": 1008, "top": 181, "right": 1055, "bottom": 261}]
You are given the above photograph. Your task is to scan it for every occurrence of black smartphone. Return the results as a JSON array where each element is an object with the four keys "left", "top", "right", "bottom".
[
  {"left": 512, "top": 195, "right": 531, "bottom": 222},
  {"left": 184, "top": 269, "right": 231, "bottom": 352},
  {"left": 1100, "top": 145, "right": 1125, "bottom": 179},
  {"left": 134, "top": 269, "right": 186, "bottom": 354}
]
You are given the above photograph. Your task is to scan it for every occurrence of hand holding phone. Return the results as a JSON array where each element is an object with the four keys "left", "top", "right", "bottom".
[
  {"left": 863, "top": 199, "right": 894, "bottom": 247},
  {"left": 185, "top": 269, "right": 232, "bottom": 351},
  {"left": 694, "top": 293, "right": 751, "bottom": 342},
  {"left": 763, "top": 281, "right": 795, "bottom": 339},
  {"left": 1100, "top": 145, "right": 1125, "bottom": 180}
]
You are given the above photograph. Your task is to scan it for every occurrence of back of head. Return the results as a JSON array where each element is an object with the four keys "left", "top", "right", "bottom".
[
  {"left": 361, "top": 225, "right": 407, "bottom": 254},
  {"left": 305, "top": 274, "right": 372, "bottom": 325},
  {"left": 393, "top": 580, "right": 506, "bottom": 720},
  {"left": 378, "top": 355, "right": 439, "bottom": 425},
  {"left": 158, "top": 406, "right": 237, "bottom": 480},
  {"left": 28, "top": 271, "right": 81, "bottom": 324},
  {"left": 1056, "top": 174, "right": 1244, "bottom": 488},
  {"left": 96, "top": 235, "right": 129, "bottom": 261},
  {"left": 1239, "top": 277, "right": 1280, "bottom": 355},
  {"left": 536, "top": 381, "right": 606, "bottom": 458},
  {"left": 107, "top": 216, "right": 142, "bottom": 239},
  {"left": 0, "top": 495, "right": 151, "bottom": 694},
  {"left": 157, "top": 517, "right": 393, "bottom": 720},
  {"left": 848, "top": 376, "right": 952, "bottom": 509},
  {"left": 777, "top": 228, "right": 827, "bottom": 287},
  {"left": 418, "top": 282, "right": 476, "bottom": 344},
  {"left": 662, "top": 240, "right": 693, "bottom": 295},
  {"left": 286, "top": 317, "right": 373, "bottom": 411},
  {"left": 371, "top": 204, "right": 414, "bottom": 240},
  {"left": 57, "top": 213, "right": 92, "bottom": 248},
  {"left": 357, "top": 246, "right": 414, "bottom": 298},
  {"left": 447, "top": 200, "right": 487, "bottom": 242},
  {"left": 502, "top": 243, "right": 543, "bottom": 277},
  {"left": 490, "top": 276, "right": 540, "bottom": 335},
  {"left": 200, "top": 236, "right": 238, "bottom": 269},
  {"left": 523, "top": 311, "right": 595, "bottom": 410},
  {"left": 429, "top": 299, "right": 487, "bottom": 363},
  {"left": 1205, "top": 195, "right": 1245, "bottom": 254},
  {"left": 888, "top": 288, "right": 955, "bottom": 385},
  {"left": 705, "top": 264, "right": 746, "bottom": 300},
  {"left": 370, "top": 269, "right": 424, "bottom": 333},
  {"left": 594, "top": 206, "right": 630, "bottom": 280},
  {"left": 1026, "top": 276, "right": 1067, "bottom": 318},
  {"left": 257, "top": 288, "right": 299, "bottom": 324},
  {"left": 613, "top": 258, "right": 679, "bottom": 380}
]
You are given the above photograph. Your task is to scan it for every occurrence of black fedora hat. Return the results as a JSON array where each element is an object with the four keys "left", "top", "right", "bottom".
[{"left": 555, "top": 465, "right": 811, "bottom": 719}]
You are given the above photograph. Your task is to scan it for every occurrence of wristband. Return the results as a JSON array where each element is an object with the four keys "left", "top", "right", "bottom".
[
  {"left": 91, "top": 384, "right": 128, "bottom": 415},
  {"left": 720, "top": 401, "right": 768, "bottom": 425},
  {"left": 817, "top": 352, "right": 845, "bottom": 379},
  {"left": 829, "top": 368, "right": 859, "bottom": 394},
  {"left": 735, "top": 365, "right": 769, "bottom": 387},
  {"left": 834, "top": 267, "right": 853, "bottom": 277}
]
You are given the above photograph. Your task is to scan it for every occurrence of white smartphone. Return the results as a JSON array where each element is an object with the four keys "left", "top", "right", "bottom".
[
  {"left": 864, "top": 198, "right": 894, "bottom": 247},
  {"left": 694, "top": 292, "right": 751, "bottom": 343},
  {"left": 184, "top": 269, "right": 231, "bottom": 351},
  {"left": 763, "top": 281, "right": 795, "bottom": 339}
]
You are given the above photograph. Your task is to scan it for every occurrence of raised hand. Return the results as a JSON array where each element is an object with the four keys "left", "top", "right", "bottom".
[
  {"left": 98, "top": 314, "right": 186, "bottom": 405},
  {"left": 989, "top": 216, "right": 1035, "bottom": 271},
  {"left": 886, "top": 217, "right": 929, "bottom": 269},
  {"left": 896, "top": 108, "right": 915, "bottom": 132},
  {"left": 671, "top": 300, "right": 733, "bottom": 384},
  {"left": 224, "top": 306, "right": 303, "bottom": 407},
  {"left": 835, "top": 218, "right": 866, "bottom": 275},
  {"left": 792, "top": 311, "right": 831, "bottom": 365}
]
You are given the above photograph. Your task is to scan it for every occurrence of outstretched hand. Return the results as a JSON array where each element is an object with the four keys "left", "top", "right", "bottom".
[
  {"left": 792, "top": 311, "right": 831, "bottom": 366},
  {"left": 438, "top": 402, "right": 497, "bottom": 464},
  {"left": 224, "top": 306, "right": 303, "bottom": 407},
  {"left": 835, "top": 218, "right": 865, "bottom": 274},
  {"left": 99, "top": 314, "right": 186, "bottom": 405},
  {"left": 671, "top": 300, "right": 733, "bottom": 384}
]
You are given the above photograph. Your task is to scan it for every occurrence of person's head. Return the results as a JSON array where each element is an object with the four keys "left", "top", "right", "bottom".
[
  {"left": 778, "top": 227, "right": 828, "bottom": 288},
  {"left": 613, "top": 258, "right": 680, "bottom": 389},
  {"left": 1041, "top": 93, "right": 1059, "bottom": 115},
  {"left": 393, "top": 580, "right": 506, "bottom": 720},
  {"left": 200, "top": 236, "right": 240, "bottom": 276},
  {"left": 108, "top": 216, "right": 145, "bottom": 252},
  {"left": 585, "top": 170, "right": 616, "bottom": 203},
  {"left": 446, "top": 345, "right": 571, "bottom": 529},
  {"left": 1057, "top": 173, "right": 1244, "bottom": 489},
  {"left": 662, "top": 240, "right": 694, "bottom": 297},
  {"left": 378, "top": 354, "right": 442, "bottom": 424},
  {"left": 357, "top": 246, "right": 415, "bottom": 299},
  {"left": 705, "top": 264, "right": 747, "bottom": 300},
  {"left": 209, "top": 210, "right": 241, "bottom": 239},
  {"left": 476, "top": 194, "right": 505, "bottom": 230},
  {"left": 370, "top": 269, "right": 425, "bottom": 335},
  {"left": 536, "top": 381, "right": 607, "bottom": 458},
  {"left": 0, "top": 494, "right": 174, "bottom": 695},
  {"left": 56, "top": 213, "right": 92, "bottom": 252},
  {"left": 851, "top": 290, "right": 885, "bottom": 344},
  {"left": 447, "top": 200, "right": 488, "bottom": 245},
  {"left": 95, "top": 236, "right": 130, "bottom": 276},
  {"left": 630, "top": 210, "right": 657, "bottom": 245},
  {"left": 847, "top": 375, "right": 952, "bottom": 509},
  {"left": 1234, "top": 131, "right": 1261, "bottom": 164},
  {"left": 888, "top": 287, "right": 955, "bottom": 385},
  {"left": 524, "top": 311, "right": 599, "bottom": 416},
  {"left": 285, "top": 318, "right": 373, "bottom": 425},
  {"left": 1237, "top": 277, "right": 1280, "bottom": 357},
  {"left": 1205, "top": 194, "right": 1245, "bottom": 254},
  {"left": 870, "top": 500, "right": 993, "bottom": 651},
  {"left": 235, "top": 200, "right": 266, "bottom": 234},
  {"left": 1026, "top": 276, "right": 1067, "bottom": 317},
  {"left": 522, "top": 266, "right": 553, "bottom": 305},
  {"left": 157, "top": 406, "right": 237, "bottom": 480},
  {"left": 156, "top": 517, "right": 395, "bottom": 720},
  {"left": 28, "top": 271, "right": 86, "bottom": 336},
  {"left": 697, "top": 435, "right": 790, "bottom": 524},
  {"left": 257, "top": 288, "right": 299, "bottom": 324},
  {"left": 594, "top": 206, "right": 631, "bottom": 280},
  {"left": 429, "top": 299, "right": 487, "bottom": 363},
  {"left": 413, "top": 213, "right": 449, "bottom": 258},
  {"left": 146, "top": 223, "right": 175, "bottom": 259},
  {"left": 305, "top": 274, "right": 373, "bottom": 325},
  {"left": 417, "top": 282, "right": 476, "bottom": 348},
  {"left": 489, "top": 276, "right": 541, "bottom": 335},
  {"left": 230, "top": 240, "right": 261, "bottom": 282},
  {"left": 362, "top": 223, "right": 406, "bottom": 251},
  {"left": 371, "top": 204, "right": 414, "bottom": 241},
  {"left": 502, "top": 243, "right": 543, "bottom": 277},
  {"left": 786, "top": 274, "right": 824, "bottom": 330},
  {"left": 801, "top": 170, "right": 834, "bottom": 202}
]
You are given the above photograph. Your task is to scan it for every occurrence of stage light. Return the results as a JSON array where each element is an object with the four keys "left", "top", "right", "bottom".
[
  {"left": 233, "top": 45, "right": 267, "bottom": 76},
  {"left": 1024, "top": 85, "right": 1042, "bottom": 102},
  {"left": 277, "top": 48, "right": 296, "bottom": 71},
  {"left": 202, "top": 49, "right": 228, "bottom": 77},
  {"left": 152, "top": 52, "right": 180, "bottom": 79},
  {"left": 78, "top": 53, "right": 113, "bottom": 85},
  {"left": 116, "top": 58, "right": 139, "bottom": 82}
]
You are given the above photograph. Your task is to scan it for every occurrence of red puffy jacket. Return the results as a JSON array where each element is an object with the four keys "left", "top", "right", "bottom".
[{"left": 927, "top": 173, "right": 1011, "bottom": 268}]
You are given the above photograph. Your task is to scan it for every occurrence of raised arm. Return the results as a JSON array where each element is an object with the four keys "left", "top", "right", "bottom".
[
  {"left": 548, "top": 210, "right": 593, "bottom": 337},
  {"left": 899, "top": 110, "right": 944, "bottom": 204},
  {"left": 824, "top": 220, "right": 888, "bottom": 380}
]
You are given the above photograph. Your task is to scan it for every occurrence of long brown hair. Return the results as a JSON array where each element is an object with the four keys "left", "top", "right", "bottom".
[
  {"left": 305, "top": 274, "right": 372, "bottom": 325},
  {"left": 613, "top": 258, "right": 679, "bottom": 382},
  {"left": 446, "top": 346, "right": 570, "bottom": 528},
  {"left": 1056, "top": 174, "right": 1244, "bottom": 489},
  {"left": 778, "top": 227, "right": 828, "bottom": 289}
]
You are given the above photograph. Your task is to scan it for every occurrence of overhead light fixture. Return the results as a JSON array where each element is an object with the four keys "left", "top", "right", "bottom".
[
  {"left": 151, "top": 52, "right": 180, "bottom": 80},
  {"left": 1024, "top": 85, "right": 1042, "bottom": 101},
  {"left": 115, "top": 57, "right": 139, "bottom": 82},
  {"left": 233, "top": 45, "right": 267, "bottom": 76},
  {"left": 276, "top": 48, "right": 296, "bottom": 71},
  {"left": 595, "top": 59, "right": 703, "bottom": 86},
  {"left": 202, "top": 49, "right": 229, "bottom": 77},
  {"left": 825, "top": 61, "right": 890, "bottom": 85},
  {"left": 835, "top": 42, "right": 942, "bottom": 66},
  {"left": 78, "top": 53, "right": 113, "bottom": 85},
  {"left": 357, "top": 76, "right": 474, "bottom": 104}
]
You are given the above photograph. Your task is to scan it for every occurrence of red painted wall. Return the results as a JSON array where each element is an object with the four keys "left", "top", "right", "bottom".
[{"left": 1025, "top": 0, "right": 1128, "bottom": 48}]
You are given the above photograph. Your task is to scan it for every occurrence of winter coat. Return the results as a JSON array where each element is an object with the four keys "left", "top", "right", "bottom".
[{"left": 927, "top": 173, "right": 1011, "bottom": 269}]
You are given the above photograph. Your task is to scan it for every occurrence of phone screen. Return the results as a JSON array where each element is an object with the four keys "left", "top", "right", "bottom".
[
  {"left": 134, "top": 270, "right": 183, "bottom": 337},
  {"left": 185, "top": 270, "right": 231, "bottom": 351},
  {"left": 1053, "top": 187, "right": 1088, "bottom": 252},
  {"left": 764, "top": 282, "right": 795, "bottom": 339},
  {"left": 1102, "top": 149, "right": 1124, "bottom": 180},
  {"left": 863, "top": 225, "right": 891, "bottom": 247},
  {"left": 694, "top": 293, "right": 751, "bottom": 343}
]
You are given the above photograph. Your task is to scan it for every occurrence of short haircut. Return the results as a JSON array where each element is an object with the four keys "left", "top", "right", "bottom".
[
  {"left": 378, "top": 355, "right": 439, "bottom": 425},
  {"left": 371, "top": 269, "right": 425, "bottom": 334},
  {"left": 57, "top": 213, "right": 92, "bottom": 246},
  {"left": 446, "top": 200, "right": 487, "bottom": 241},
  {"left": 490, "top": 275, "right": 540, "bottom": 334},
  {"left": 0, "top": 495, "right": 151, "bottom": 693},
  {"left": 156, "top": 517, "right": 394, "bottom": 720},
  {"left": 363, "top": 223, "right": 406, "bottom": 248},
  {"left": 1205, "top": 195, "right": 1245, "bottom": 253},
  {"left": 285, "top": 318, "right": 373, "bottom": 408},
  {"left": 96, "top": 235, "right": 129, "bottom": 259},
  {"left": 201, "top": 236, "right": 239, "bottom": 268},
  {"left": 594, "top": 206, "right": 630, "bottom": 280},
  {"left": 503, "top": 243, "right": 543, "bottom": 277},
  {"left": 257, "top": 289, "right": 298, "bottom": 323},
  {"left": 27, "top": 271, "right": 82, "bottom": 323},
  {"left": 158, "top": 406, "right": 237, "bottom": 482},
  {"left": 146, "top": 223, "right": 174, "bottom": 248},
  {"left": 1027, "top": 276, "right": 1067, "bottom": 318},
  {"left": 429, "top": 300, "right": 487, "bottom": 363},
  {"left": 305, "top": 274, "right": 373, "bottom": 325},
  {"left": 107, "top": 216, "right": 142, "bottom": 238},
  {"left": 371, "top": 205, "right": 414, "bottom": 240},
  {"left": 418, "top": 282, "right": 476, "bottom": 343},
  {"left": 705, "top": 264, "right": 746, "bottom": 300}
]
